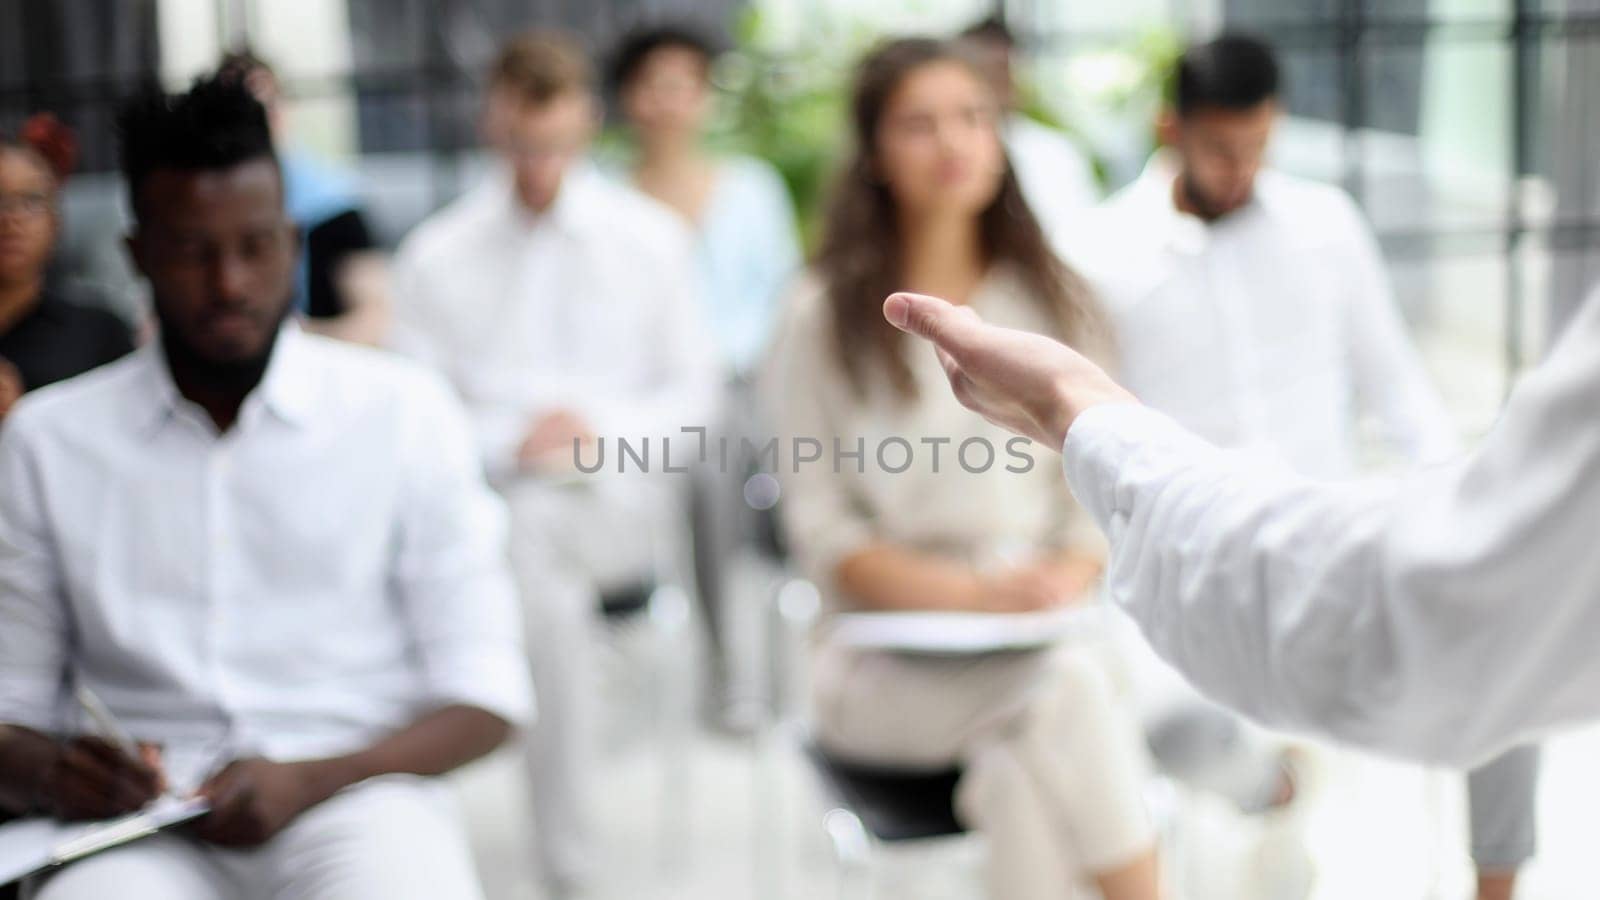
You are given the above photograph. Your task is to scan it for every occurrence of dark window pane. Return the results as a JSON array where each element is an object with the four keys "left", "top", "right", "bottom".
[
  {"left": 1359, "top": 40, "right": 1511, "bottom": 233},
  {"left": 344, "top": 0, "right": 742, "bottom": 154},
  {"left": 1277, "top": 44, "right": 1344, "bottom": 125},
  {"left": 0, "top": 0, "right": 159, "bottom": 173},
  {"left": 1365, "top": 0, "right": 1508, "bottom": 22},
  {"left": 1224, "top": 0, "right": 1340, "bottom": 24}
]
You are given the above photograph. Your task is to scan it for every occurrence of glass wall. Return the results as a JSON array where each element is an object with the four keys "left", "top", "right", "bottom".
[
  {"left": 1013, "top": 0, "right": 1600, "bottom": 435},
  {"left": 2, "top": 0, "right": 1595, "bottom": 423},
  {"left": 0, "top": 0, "right": 161, "bottom": 172}
]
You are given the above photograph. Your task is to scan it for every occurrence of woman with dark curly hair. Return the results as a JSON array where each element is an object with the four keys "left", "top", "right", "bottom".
[{"left": 0, "top": 114, "right": 134, "bottom": 421}]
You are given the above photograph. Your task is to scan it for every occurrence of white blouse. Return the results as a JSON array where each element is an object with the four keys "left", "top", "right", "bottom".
[{"left": 769, "top": 266, "right": 1108, "bottom": 609}]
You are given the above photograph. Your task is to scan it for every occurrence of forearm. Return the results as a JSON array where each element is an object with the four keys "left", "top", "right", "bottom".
[
  {"left": 884, "top": 286, "right": 1600, "bottom": 762},
  {"left": 0, "top": 725, "right": 56, "bottom": 815},
  {"left": 835, "top": 543, "right": 983, "bottom": 612},
  {"left": 1038, "top": 548, "right": 1105, "bottom": 587},
  {"left": 1067, "top": 406, "right": 1401, "bottom": 721},
  {"left": 1065, "top": 404, "right": 1535, "bottom": 762},
  {"left": 292, "top": 705, "right": 511, "bottom": 804}
]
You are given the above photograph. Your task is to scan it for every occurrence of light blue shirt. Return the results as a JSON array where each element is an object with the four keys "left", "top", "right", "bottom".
[
  {"left": 280, "top": 149, "right": 362, "bottom": 314},
  {"left": 601, "top": 154, "right": 801, "bottom": 374},
  {"left": 695, "top": 156, "right": 801, "bottom": 373}
]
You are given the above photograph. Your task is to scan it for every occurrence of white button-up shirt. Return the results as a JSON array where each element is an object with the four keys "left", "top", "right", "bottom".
[
  {"left": 390, "top": 164, "right": 719, "bottom": 476},
  {"left": 1064, "top": 285, "right": 1600, "bottom": 767},
  {"left": 1063, "top": 157, "right": 1459, "bottom": 477},
  {"left": 0, "top": 329, "right": 531, "bottom": 778}
]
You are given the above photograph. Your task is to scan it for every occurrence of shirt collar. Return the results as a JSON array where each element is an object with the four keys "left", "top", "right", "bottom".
[
  {"left": 482, "top": 159, "right": 606, "bottom": 239},
  {"left": 131, "top": 322, "right": 317, "bottom": 437},
  {"left": 1130, "top": 150, "right": 1274, "bottom": 255},
  {"left": 257, "top": 324, "right": 317, "bottom": 427}
]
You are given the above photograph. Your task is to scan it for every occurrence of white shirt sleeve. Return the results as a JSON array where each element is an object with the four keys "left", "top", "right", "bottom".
[
  {"left": 0, "top": 409, "right": 70, "bottom": 733},
  {"left": 391, "top": 372, "right": 534, "bottom": 727},
  {"left": 1331, "top": 195, "right": 1461, "bottom": 463},
  {"left": 1063, "top": 290, "right": 1600, "bottom": 765}
]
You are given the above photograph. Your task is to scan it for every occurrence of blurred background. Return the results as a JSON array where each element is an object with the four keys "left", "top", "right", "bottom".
[
  {"left": 5, "top": 0, "right": 1600, "bottom": 430},
  {"left": 3, "top": 1, "right": 1600, "bottom": 898}
]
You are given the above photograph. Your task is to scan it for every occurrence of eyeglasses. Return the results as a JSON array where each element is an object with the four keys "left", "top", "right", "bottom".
[{"left": 0, "top": 192, "right": 53, "bottom": 219}]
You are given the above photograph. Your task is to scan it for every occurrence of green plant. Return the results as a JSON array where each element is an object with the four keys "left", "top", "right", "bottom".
[
  {"left": 602, "top": 7, "right": 1183, "bottom": 244},
  {"left": 1028, "top": 23, "right": 1183, "bottom": 184},
  {"left": 705, "top": 6, "right": 880, "bottom": 248}
]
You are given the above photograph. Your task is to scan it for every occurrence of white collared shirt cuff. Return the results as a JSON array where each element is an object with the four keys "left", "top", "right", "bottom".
[
  {"left": 1061, "top": 402, "right": 1206, "bottom": 535},
  {"left": 426, "top": 660, "right": 536, "bottom": 730}
]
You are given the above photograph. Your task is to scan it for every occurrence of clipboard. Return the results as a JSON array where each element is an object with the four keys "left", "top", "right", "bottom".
[
  {"left": 830, "top": 605, "right": 1108, "bottom": 656},
  {"left": 0, "top": 795, "right": 210, "bottom": 886}
]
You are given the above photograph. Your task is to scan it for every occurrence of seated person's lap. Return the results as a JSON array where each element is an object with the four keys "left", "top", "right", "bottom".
[
  {"left": 503, "top": 478, "right": 671, "bottom": 591},
  {"left": 812, "top": 643, "right": 1108, "bottom": 769},
  {"left": 32, "top": 777, "right": 479, "bottom": 900}
]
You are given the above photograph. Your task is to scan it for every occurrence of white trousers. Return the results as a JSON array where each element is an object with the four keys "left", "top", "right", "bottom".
[
  {"left": 28, "top": 776, "right": 481, "bottom": 900},
  {"left": 811, "top": 639, "right": 1157, "bottom": 900},
  {"left": 501, "top": 477, "right": 668, "bottom": 887}
]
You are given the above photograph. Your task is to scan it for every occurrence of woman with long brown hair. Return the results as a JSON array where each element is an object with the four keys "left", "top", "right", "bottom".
[{"left": 769, "top": 38, "right": 1161, "bottom": 899}]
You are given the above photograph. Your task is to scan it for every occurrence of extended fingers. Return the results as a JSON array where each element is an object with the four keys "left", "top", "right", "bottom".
[{"left": 884, "top": 293, "right": 985, "bottom": 357}]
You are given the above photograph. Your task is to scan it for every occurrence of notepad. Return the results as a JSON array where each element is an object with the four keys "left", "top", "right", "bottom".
[
  {"left": 0, "top": 795, "right": 210, "bottom": 886},
  {"left": 830, "top": 605, "right": 1107, "bottom": 655}
]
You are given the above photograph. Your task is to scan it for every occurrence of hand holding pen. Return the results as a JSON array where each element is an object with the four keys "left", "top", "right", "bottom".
[{"left": 36, "top": 686, "right": 169, "bottom": 821}]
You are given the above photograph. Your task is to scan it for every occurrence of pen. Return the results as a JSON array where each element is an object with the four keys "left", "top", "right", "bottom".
[{"left": 74, "top": 683, "right": 143, "bottom": 761}]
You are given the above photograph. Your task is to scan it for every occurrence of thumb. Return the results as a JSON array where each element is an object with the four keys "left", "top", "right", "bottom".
[
  {"left": 199, "top": 761, "right": 245, "bottom": 803},
  {"left": 883, "top": 293, "right": 984, "bottom": 355}
]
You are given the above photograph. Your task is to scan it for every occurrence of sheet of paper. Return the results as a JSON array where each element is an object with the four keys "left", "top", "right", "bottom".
[
  {"left": 830, "top": 605, "right": 1108, "bottom": 655},
  {"left": 0, "top": 818, "right": 60, "bottom": 886},
  {"left": 0, "top": 795, "right": 210, "bottom": 886},
  {"left": 52, "top": 795, "right": 211, "bottom": 863}
]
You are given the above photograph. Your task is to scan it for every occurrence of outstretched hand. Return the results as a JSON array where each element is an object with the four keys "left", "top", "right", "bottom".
[{"left": 882, "top": 292, "right": 1137, "bottom": 449}]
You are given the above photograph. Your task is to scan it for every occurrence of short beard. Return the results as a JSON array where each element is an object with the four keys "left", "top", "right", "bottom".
[
  {"left": 156, "top": 302, "right": 290, "bottom": 396},
  {"left": 1179, "top": 176, "right": 1218, "bottom": 221},
  {"left": 1180, "top": 175, "right": 1247, "bottom": 223}
]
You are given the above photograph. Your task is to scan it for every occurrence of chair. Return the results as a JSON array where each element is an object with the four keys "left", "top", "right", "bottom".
[
  {"left": 599, "top": 581, "right": 657, "bottom": 619},
  {"left": 597, "top": 577, "right": 695, "bottom": 762},
  {"left": 758, "top": 575, "right": 971, "bottom": 897},
  {"left": 593, "top": 508, "right": 698, "bottom": 880},
  {"left": 747, "top": 501, "right": 1191, "bottom": 896},
  {"left": 804, "top": 742, "right": 967, "bottom": 843},
  {"left": 802, "top": 741, "right": 970, "bottom": 899},
  {"left": 760, "top": 572, "right": 1192, "bottom": 898}
]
